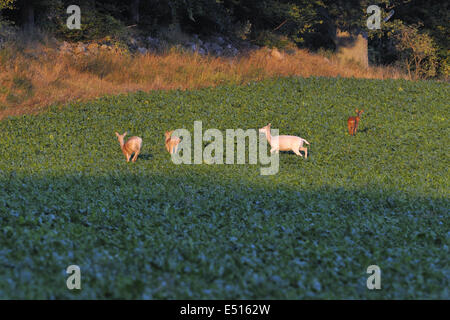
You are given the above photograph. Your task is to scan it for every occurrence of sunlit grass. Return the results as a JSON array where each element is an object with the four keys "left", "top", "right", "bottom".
[{"left": 0, "top": 44, "right": 405, "bottom": 119}]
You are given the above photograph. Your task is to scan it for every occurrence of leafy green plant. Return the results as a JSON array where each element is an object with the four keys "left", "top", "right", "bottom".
[{"left": 0, "top": 77, "right": 448, "bottom": 299}]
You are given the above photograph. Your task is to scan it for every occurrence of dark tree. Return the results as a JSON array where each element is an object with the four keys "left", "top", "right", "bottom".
[
  {"left": 130, "top": 0, "right": 139, "bottom": 24},
  {"left": 19, "top": 0, "right": 35, "bottom": 32}
]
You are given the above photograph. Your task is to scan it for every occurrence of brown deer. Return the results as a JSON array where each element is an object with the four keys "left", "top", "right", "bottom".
[
  {"left": 115, "top": 132, "right": 142, "bottom": 162},
  {"left": 165, "top": 131, "right": 181, "bottom": 154},
  {"left": 347, "top": 109, "right": 364, "bottom": 136}
]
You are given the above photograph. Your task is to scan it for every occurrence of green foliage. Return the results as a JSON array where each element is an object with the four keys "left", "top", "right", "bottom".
[
  {"left": 388, "top": 0, "right": 448, "bottom": 78},
  {"left": 42, "top": 1, "right": 130, "bottom": 42},
  {"left": 253, "top": 30, "right": 296, "bottom": 50},
  {"left": 366, "top": 0, "right": 448, "bottom": 79},
  {"left": 0, "top": 1, "right": 448, "bottom": 78},
  {"left": 0, "top": 77, "right": 448, "bottom": 299},
  {"left": 0, "top": 11, "right": 16, "bottom": 46},
  {"left": 394, "top": 24, "right": 438, "bottom": 79},
  {"left": 0, "top": 0, "right": 15, "bottom": 10},
  {"left": 231, "top": 0, "right": 324, "bottom": 46}
]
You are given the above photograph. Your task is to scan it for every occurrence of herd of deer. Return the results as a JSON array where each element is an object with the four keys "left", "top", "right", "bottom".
[{"left": 115, "top": 109, "right": 363, "bottom": 162}]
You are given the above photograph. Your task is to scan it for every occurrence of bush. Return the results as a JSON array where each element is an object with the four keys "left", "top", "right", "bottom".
[
  {"left": 442, "top": 56, "right": 450, "bottom": 81},
  {"left": 394, "top": 24, "right": 438, "bottom": 79},
  {"left": 36, "top": 1, "right": 130, "bottom": 42},
  {"left": 0, "top": 14, "right": 16, "bottom": 49}
]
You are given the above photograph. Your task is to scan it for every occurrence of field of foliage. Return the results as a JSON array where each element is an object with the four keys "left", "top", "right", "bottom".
[{"left": 0, "top": 77, "right": 448, "bottom": 299}]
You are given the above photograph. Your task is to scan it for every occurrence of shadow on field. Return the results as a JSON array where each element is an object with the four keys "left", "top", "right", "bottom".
[
  {"left": 137, "top": 153, "right": 153, "bottom": 160},
  {"left": 280, "top": 151, "right": 310, "bottom": 157},
  {"left": 359, "top": 127, "right": 371, "bottom": 133},
  {"left": 0, "top": 171, "right": 448, "bottom": 299}
]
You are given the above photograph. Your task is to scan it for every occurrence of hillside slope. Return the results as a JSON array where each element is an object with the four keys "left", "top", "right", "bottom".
[{"left": 0, "top": 46, "right": 404, "bottom": 120}]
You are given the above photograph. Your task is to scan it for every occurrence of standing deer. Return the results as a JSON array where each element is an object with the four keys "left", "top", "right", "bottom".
[
  {"left": 115, "top": 132, "right": 142, "bottom": 162},
  {"left": 259, "top": 123, "right": 310, "bottom": 158},
  {"left": 165, "top": 130, "right": 181, "bottom": 154},
  {"left": 347, "top": 109, "right": 364, "bottom": 136}
]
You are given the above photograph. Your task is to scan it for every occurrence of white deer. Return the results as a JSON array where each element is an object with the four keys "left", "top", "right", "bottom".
[{"left": 259, "top": 123, "right": 309, "bottom": 158}]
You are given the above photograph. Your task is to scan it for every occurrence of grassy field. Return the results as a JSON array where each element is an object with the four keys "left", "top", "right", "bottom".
[{"left": 0, "top": 77, "right": 448, "bottom": 299}]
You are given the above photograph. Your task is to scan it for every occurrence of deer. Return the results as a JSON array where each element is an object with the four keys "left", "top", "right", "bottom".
[
  {"left": 165, "top": 130, "right": 181, "bottom": 154},
  {"left": 347, "top": 109, "right": 364, "bottom": 136},
  {"left": 259, "top": 123, "right": 310, "bottom": 158},
  {"left": 115, "top": 132, "right": 142, "bottom": 162}
]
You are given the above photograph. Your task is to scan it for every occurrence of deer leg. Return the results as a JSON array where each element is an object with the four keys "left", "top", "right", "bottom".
[
  {"left": 132, "top": 151, "right": 140, "bottom": 162},
  {"left": 300, "top": 147, "right": 308, "bottom": 159},
  {"left": 348, "top": 121, "right": 355, "bottom": 135},
  {"left": 172, "top": 142, "right": 178, "bottom": 154},
  {"left": 293, "top": 148, "right": 303, "bottom": 157}
]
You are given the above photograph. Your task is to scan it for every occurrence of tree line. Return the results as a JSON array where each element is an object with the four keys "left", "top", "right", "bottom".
[{"left": 0, "top": 0, "right": 448, "bottom": 79}]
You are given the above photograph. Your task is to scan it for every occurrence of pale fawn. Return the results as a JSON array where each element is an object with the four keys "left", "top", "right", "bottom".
[
  {"left": 165, "top": 131, "right": 181, "bottom": 154},
  {"left": 259, "top": 123, "right": 310, "bottom": 158},
  {"left": 347, "top": 109, "right": 364, "bottom": 136},
  {"left": 115, "top": 132, "right": 142, "bottom": 162}
]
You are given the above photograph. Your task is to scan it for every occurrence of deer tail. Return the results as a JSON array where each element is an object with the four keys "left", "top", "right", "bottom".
[{"left": 302, "top": 139, "right": 310, "bottom": 145}]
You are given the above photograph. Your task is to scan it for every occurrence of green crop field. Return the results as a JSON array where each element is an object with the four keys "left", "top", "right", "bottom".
[{"left": 0, "top": 77, "right": 448, "bottom": 299}]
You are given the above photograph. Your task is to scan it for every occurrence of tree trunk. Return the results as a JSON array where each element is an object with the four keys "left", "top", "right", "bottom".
[
  {"left": 130, "top": 0, "right": 140, "bottom": 24},
  {"left": 168, "top": 0, "right": 181, "bottom": 31},
  {"left": 20, "top": 0, "right": 35, "bottom": 33},
  {"left": 405, "top": 59, "right": 412, "bottom": 80}
]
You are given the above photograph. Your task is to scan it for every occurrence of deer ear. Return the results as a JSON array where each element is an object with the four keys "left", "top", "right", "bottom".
[
  {"left": 123, "top": 132, "right": 127, "bottom": 136},
  {"left": 115, "top": 132, "right": 119, "bottom": 137},
  {"left": 268, "top": 123, "right": 271, "bottom": 126},
  {"left": 355, "top": 109, "right": 359, "bottom": 113}
]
